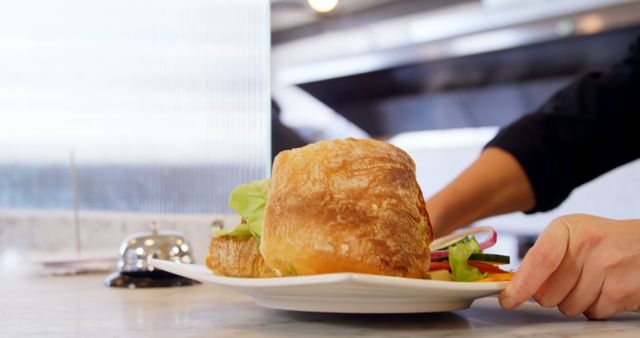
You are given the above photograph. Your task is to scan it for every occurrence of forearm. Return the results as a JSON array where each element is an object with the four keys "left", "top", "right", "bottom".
[{"left": 427, "top": 147, "right": 535, "bottom": 237}]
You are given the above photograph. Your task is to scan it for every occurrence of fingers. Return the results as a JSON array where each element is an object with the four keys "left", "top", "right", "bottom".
[
  {"left": 533, "top": 249, "right": 582, "bottom": 308},
  {"left": 500, "top": 215, "right": 640, "bottom": 319},
  {"left": 583, "top": 260, "right": 640, "bottom": 320},
  {"left": 584, "top": 288, "right": 618, "bottom": 320},
  {"left": 556, "top": 260, "right": 604, "bottom": 317},
  {"left": 584, "top": 279, "right": 640, "bottom": 320},
  {"left": 534, "top": 221, "right": 596, "bottom": 308},
  {"left": 500, "top": 220, "right": 570, "bottom": 309}
]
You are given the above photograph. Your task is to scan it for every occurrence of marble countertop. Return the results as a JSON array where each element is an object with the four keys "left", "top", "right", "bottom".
[{"left": 2, "top": 272, "right": 639, "bottom": 337}]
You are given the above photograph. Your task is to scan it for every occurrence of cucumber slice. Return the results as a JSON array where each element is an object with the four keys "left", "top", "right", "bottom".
[{"left": 468, "top": 253, "right": 510, "bottom": 264}]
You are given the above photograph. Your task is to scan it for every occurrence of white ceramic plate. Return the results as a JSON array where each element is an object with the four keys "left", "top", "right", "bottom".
[{"left": 150, "top": 259, "right": 506, "bottom": 313}]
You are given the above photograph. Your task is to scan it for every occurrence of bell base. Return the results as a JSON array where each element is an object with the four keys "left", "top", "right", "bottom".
[{"left": 105, "top": 270, "right": 200, "bottom": 288}]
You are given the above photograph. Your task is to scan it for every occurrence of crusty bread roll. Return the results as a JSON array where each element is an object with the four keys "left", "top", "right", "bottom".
[
  {"left": 206, "top": 236, "right": 273, "bottom": 277},
  {"left": 260, "top": 138, "right": 432, "bottom": 278}
]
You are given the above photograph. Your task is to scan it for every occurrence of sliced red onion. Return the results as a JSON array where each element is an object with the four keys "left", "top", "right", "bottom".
[
  {"left": 431, "top": 250, "right": 450, "bottom": 259},
  {"left": 430, "top": 226, "right": 498, "bottom": 259}
]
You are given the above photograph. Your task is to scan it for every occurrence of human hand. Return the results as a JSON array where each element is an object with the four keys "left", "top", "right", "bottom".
[{"left": 499, "top": 214, "right": 640, "bottom": 319}]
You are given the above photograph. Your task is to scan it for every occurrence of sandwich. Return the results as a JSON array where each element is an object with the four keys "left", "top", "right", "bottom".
[
  {"left": 206, "top": 138, "right": 513, "bottom": 281},
  {"left": 206, "top": 138, "right": 432, "bottom": 278}
]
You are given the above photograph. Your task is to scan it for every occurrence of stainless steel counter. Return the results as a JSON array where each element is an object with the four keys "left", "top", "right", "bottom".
[{"left": 2, "top": 273, "right": 639, "bottom": 337}]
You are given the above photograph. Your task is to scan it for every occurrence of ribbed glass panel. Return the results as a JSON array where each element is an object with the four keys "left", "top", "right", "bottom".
[{"left": 0, "top": 0, "right": 270, "bottom": 213}]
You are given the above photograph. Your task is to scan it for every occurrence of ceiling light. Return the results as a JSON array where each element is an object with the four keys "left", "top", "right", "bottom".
[{"left": 307, "top": 0, "right": 339, "bottom": 13}]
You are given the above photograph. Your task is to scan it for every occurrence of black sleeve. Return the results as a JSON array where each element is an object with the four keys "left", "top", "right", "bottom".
[{"left": 485, "top": 35, "right": 640, "bottom": 213}]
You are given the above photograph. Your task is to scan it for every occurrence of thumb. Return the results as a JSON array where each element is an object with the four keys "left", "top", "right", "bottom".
[{"left": 500, "top": 220, "right": 570, "bottom": 309}]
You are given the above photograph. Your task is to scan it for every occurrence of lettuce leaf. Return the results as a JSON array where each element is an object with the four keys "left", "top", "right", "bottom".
[
  {"left": 212, "top": 179, "right": 271, "bottom": 239},
  {"left": 448, "top": 236, "right": 487, "bottom": 282},
  {"left": 212, "top": 223, "right": 253, "bottom": 237}
]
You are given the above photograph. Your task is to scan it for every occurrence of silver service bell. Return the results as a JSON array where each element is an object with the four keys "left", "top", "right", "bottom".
[{"left": 105, "top": 222, "right": 199, "bottom": 288}]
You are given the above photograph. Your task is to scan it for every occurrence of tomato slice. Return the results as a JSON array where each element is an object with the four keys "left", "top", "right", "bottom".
[
  {"left": 428, "top": 261, "right": 451, "bottom": 271},
  {"left": 468, "top": 260, "right": 507, "bottom": 274}
]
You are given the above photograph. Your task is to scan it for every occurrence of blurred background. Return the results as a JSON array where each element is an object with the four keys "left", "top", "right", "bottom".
[
  {"left": 0, "top": 0, "right": 270, "bottom": 268},
  {"left": 1, "top": 0, "right": 640, "bottom": 270}
]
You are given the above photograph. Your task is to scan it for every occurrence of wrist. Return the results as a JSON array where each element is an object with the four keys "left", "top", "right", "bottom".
[{"left": 426, "top": 192, "right": 468, "bottom": 238}]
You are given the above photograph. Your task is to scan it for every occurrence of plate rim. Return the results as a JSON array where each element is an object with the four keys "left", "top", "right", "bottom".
[{"left": 150, "top": 258, "right": 507, "bottom": 291}]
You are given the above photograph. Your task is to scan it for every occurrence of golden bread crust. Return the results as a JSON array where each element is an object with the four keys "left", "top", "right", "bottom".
[
  {"left": 260, "top": 138, "right": 432, "bottom": 278},
  {"left": 205, "top": 236, "right": 273, "bottom": 277}
]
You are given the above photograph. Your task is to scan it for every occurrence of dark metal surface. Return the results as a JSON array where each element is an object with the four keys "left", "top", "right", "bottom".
[
  {"left": 272, "top": 0, "right": 472, "bottom": 44},
  {"left": 277, "top": 0, "right": 640, "bottom": 85},
  {"left": 298, "top": 27, "right": 640, "bottom": 137}
]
